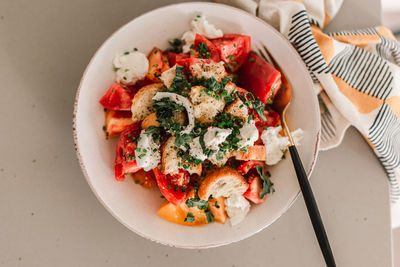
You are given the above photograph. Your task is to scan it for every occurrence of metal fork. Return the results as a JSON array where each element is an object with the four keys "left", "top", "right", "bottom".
[{"left": 257, "top": 45, "right": 336, "bottom": 267}]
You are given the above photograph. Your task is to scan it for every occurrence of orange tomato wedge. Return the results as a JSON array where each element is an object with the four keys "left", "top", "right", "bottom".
[
  {"left": 146, "top": 47, "right": 170, "bottom": 82},
  {"left": 208, "top": 197, "right": 227, "bottom": 224},
  {"left": 131, "top": 169, "right": 157, "bottom": 189},
  {"left": 158, "top": 201, "right": 208, "bottom": 226},
  {"left": 158, "top": 191, "right": 207, "bottom": 226},
  {"left": 104, "top": 110, "right": 133, "bottom": 138}
]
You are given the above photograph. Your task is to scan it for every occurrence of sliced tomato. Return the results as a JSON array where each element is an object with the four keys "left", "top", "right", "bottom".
[
  {"left": 146, "top": 47, "right": 170, "bottom": 82},
  {"left": 131, "top": 169, "right": 157, "bottom": 188},
  {"left": 193, "top": 34, "right": 220, "bottom": 62},
  {"left": 169, "top": 169, "right": 190, "bottom": 187},
  {"left": 211, "top": 34, "right": 251, "bottom": 72},
  {"left": 99, "top": 83, "right": 134, "bottom": 111},
  {"left": 167, "top": 51, "right": 189, "bottom": 66},
  {"left": 243, "top": 175, "right": 266, "bottom": 204},
  {"left": 158, "top": 200, "right": 207, "bottom": 226},
  {"left": 176, "top": 57, "right": 214, "bottom": 70},
  {"left": 153, "top": 167, "right": 189, "bottom": 206},
  {"left": 237, "top": 160, "right": 265, "bottom": 175},
  {"left": 114, "top": 123, "right": 142, "bottom": 181},
  {"left": 104, "top": 110, "right": 133, "bottom": 138},
  {"left": 239, "top": 52, "right": 282, "bottom": 104},
  {"left": 254, "top": 109, "right": 280, "bottom": 135}
]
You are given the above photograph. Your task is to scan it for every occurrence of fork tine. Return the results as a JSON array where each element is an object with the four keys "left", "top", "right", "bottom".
[
  {"left": 256, "top": 44, "right": 272, "bottom": 65},
  {"left": 262, "top": 45, "right": 277, "bottom": 68}
]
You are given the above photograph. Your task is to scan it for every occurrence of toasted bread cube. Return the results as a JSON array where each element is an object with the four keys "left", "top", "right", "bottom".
[
  {"left": 131, "top": 83, "right": 164, "bottom": 123},
  {"left": 162, "top": 136, "right": 202, "bottom": 175},
  {"left": 189, "top": 85, "right": 225, "bottom": 123}
]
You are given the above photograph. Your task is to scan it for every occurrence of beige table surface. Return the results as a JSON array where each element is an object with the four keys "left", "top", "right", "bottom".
[{"left": 0, "top": 0, "right": 392, "bottom": 266}]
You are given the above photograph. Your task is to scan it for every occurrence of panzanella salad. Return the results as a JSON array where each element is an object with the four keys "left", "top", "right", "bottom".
[{"left": 99, "top": 15, "right": 303, "bottom": 226}]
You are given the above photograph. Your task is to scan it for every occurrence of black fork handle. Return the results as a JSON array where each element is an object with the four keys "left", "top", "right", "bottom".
[{"left": 289, "top": 145, "right": 336, "bottom": 267}]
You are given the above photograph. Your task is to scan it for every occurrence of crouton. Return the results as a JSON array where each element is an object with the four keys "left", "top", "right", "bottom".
[
  {"left": 198, "top": 166, "right": 248, "bottom": 200},
  {"left": 224, "top": 98, "right": 249, "bottom": 122},
  {"left": 131, "top": 83, "right": 164, "bottom": 122},
  {"left": 160, "top": 65, "right": 176, "bottom": 88},
  {"left": 162, "top": 136, "right": 202, "bottom": 176},
  {"left": 189, "top": 85, "right": 225, "bottom": 123},
  {"left": 190, "top": 62, "right": 226, "bottom": 82}
]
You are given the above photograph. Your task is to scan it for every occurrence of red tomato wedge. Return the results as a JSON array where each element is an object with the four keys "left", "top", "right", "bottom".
[
  {"left": 254, "top": 110, "right": 281, "bottom": 135},
  {"left": 243, "top": 175, "right": 266, "bottom": 204},
  {"left": 211, "top": 34, "right": 251, "bottom": 72},
  {"left": 146, "top": 47, "right": 170, "bottom": 82},
  {"left": 237, "top": 160, "right": 265, "bottom": 175},
  {"left": 176, "top": 57, "right": 215, "bottom": 70},
  {"left": 167, "top": 51, "right": 189, "bottom": 66},
  {"left": 99, "top": 83, "right": 134, "bottom": 111},
  {"left": 239, "top": 52, "right": 282, "bottom": 104},
  {"left": 169, "top": 170, "right": 191, "bottom": 187},
  {"left": 153, "top": 167, "right": 189, "bottom": 206},
  {"left": 193, "top": 34, "right": 220, "bottom": 62},
  {"left": 114, "top": 123, "right": 142, "bottom": 181},
  {"left": 104, "top": 110, "right": 133, "bottom": 138}
]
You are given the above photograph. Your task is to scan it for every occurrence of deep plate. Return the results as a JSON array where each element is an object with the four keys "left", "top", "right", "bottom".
[{"left": 73, "top": 2, "right": 320, "bottom": 248}]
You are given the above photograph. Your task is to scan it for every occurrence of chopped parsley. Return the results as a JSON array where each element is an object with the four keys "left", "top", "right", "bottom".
[
  {"left": 249, "top": 57, "right": 255, "bottom": 62},
  {"left": 185, "top": 198, "right": 208, "bottom": 210},
  {"left": 153, "top": 97, "right": 185, "bottom": 133},
  {"left": 175, "top": 133, "right": 192, "bottom": 148},
  {"left": 256, "top": 165, "right": 275, "bottom": 199},
  {"left": 123, "top": 51, "right": 130, "bottom": 55},
  {"left": 168, "top": 65, "right": 190, "bottom": 94},
  {"left": 196, "top": 42, "right": 211, "bottom": 59},
  {"left": 199, "top": 134, "right": 215, "bottom": 157},
  {"left": 192, "top": 75, "right": 232, "bottom": 101},
  {"left": 145, "top": 126, "right": 161, "bottom": 143},
  {"left": 205, "top": 210, "right": 214, "bottom": 223},
  {"left": 167, "top": 38, "right": 183, "bottom": 53},
  {"left": 184, "top": 212, "right": 195, "bottom": 222},
  {"left": 230, "top": 90, "right": 266, "bottom": 121},
  {"left": 113, "top": 67, "right": 120, "bottom": 72}
]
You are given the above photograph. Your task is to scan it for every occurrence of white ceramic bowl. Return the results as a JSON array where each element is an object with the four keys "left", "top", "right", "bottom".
[{"left": 73, "top": 2, "right": 320, "bottom": 248}]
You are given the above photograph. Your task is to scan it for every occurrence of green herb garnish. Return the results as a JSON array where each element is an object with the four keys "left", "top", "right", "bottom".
[
  {"left": 185, "top": 198, "right": 208, "bottom": 210},
  {"left": 205, "top": 210, "right": 214, "bottom": 223},
  {"left": 196, "top": 42, "right": 211, "bottom": 59},
  {"left": 184, "top": 212, "right": 195, "bottom": 222},
  {"left": 168, "top": 65, "right": 190, "bottom": 94},
  {"left": 167, "top": 38, "right": 183, "bottom": 53},
  {"left": 175, "top": 133, "right": 192, "bottom": 148},
  {"left": 256, "top": 165, "right": 275, "bottom": 199},
  {"left": 145, "top": 126, "right": 161, "bottom": 143}
]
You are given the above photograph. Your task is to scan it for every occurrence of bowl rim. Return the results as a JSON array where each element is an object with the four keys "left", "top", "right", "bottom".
[{"left": 72, "top": 1, "right": 321, "bottom": 249}]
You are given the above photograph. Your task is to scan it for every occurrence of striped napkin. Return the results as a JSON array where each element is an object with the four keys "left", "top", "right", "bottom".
[{"left": 216, "top": 0, "right": 400, "bottom": 226}]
